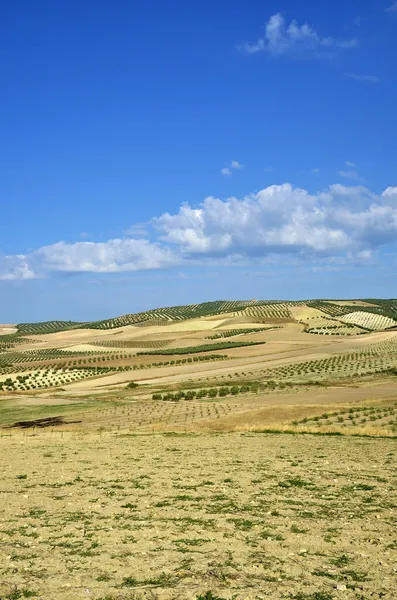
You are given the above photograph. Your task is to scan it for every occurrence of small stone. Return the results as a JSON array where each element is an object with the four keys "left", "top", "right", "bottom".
[{"left": 336, "top": 584, "right": 347, "bottom": 591}]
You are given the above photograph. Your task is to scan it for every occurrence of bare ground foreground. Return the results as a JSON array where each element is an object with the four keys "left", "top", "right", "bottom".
[
  {"left": 2, "top": 301, "right": 397, "bottom": 598},
  {"left": 0, "top": 431, "right": 396, "bottom": 600}
]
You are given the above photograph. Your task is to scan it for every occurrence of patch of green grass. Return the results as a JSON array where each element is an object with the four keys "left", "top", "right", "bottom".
[
  {"left": 290, "top": 524, "right": 308, "bottom": 533},
  {"left": 119, "top": 572, "right": 176, "bottom": 588},
  {"left": 196, "top": 593, "right": 226, "bottom": 600},
  {"left": 289, "top": 593, "right": 334, "bottom": 600},
  {"left": 278, "top": 477, "right": 315, "bottom": 489},
  {"left": 259, "top": 529, "right": 284, "bottom": 541},
  {"left": 0, "top": 397, "right": 105, "bottom": 426},
  {"left": 331, "top": 554, "right": 352, "bottom": 568},
  {"left": 2, "top": 590, "right": 38, "bottom": 599},
  {"left": 175, "top": 538, "right": 209, "bottom": 547},
  {"left": 227, "top": 518, "right": 255, "bottom": 531}
]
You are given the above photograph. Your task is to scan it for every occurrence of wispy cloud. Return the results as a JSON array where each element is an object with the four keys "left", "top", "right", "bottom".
[
  {"left": 221, "top": 160, "right": 242, "bottom": 176},
  {"left": 345, "top": 72, "right": 379, "bottom": 83},
  {"left": 386, "top": 2, "right": 397, "bottom": 13},
  {"left": 345, "top": 161, "right": 356, "bottom": 167},
  {"left": 126, "top": 223, "right": 149, "bottom": 237},
  {"left": 241, "top": 13, "right": 357, "bottom": 59},
  {"left": 338, "top": 170, "right": 364, "bottom": 181},
  {"left": 4, "top": 182, "right": 397, "bottom": 280},
  {"left": 311, "top": 168, "right": 320, "bottom": 173}
]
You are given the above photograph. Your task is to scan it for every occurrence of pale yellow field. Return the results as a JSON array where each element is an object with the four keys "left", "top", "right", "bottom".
[
  {"left": 328, "top": 300, "right": 378, "bottom": 307},
  {"left": 60, "top": 344, "right": 119, "bottom": 353},
  {"left": 0, "top": 325, "right": 17, "bottom": 334},
  {"left": 0, "top": 431, "right": 395, "bottom": 599},
  {"left": 289, "top": 305, "right": 330, "bottom": 321}
]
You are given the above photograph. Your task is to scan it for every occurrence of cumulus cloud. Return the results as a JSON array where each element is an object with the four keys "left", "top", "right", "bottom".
[
  {"left": 0, "top": 255, "right": 37, "bottom": 281},
  {"left": 34, "top": 239, "right": 178, "bottom": 273},
  {"left": 221, "top": 160, "right": 242, "bottom": 176},
  {"left": 0, "top": 239, "right": 178, "bottom": 280},
  {"left": 153, "top": 183, "right": 397, "bottom": 260},
  {"left": 241, "top": 13, "right": 356, "bottom": 58},
  {"left": 2, "top": 183, "right": 397, "bottom": 280},
  {"left": 382, "top": 187, "right": 397, "bottom": 197}
]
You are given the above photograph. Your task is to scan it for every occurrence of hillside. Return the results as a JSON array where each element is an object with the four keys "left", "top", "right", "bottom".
[
  {"left": 0, "top": 298, "right": 396, "bottom": 396},
  {"left": 13, "top": 298, "right": 397, "bottom": 335}
]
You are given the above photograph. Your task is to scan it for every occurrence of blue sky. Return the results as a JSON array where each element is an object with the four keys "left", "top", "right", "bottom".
[{"left": 1, "top": 0, "right": 397, "bottom": 322}]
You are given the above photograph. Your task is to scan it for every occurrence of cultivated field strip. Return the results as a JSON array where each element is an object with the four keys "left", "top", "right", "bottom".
[
  {"left": 136, "top": 341, "right": 266, "bottom": 355},
  {"left": 339, "top": 311, "right": 397, "bottom": 331},
  {"left": 0, "top": 335, "right": 38, "bottom": 350},
  {"left": 76, "top": 401, "right": 260, "bottom": 430},
  {"left": 292, "top": 403, "right": 397, "bottom": 431},
  {"left": 261, "top": 336, "right": 397, "bottom": 381},
  {"left": 234, "top": 303, "right": 293, "bottom": 319},
  {"left": 83, "top": 301, "right": 254, "bottom": 330},
  {"left": 0, "top": 366, "right": 132, "bottom": 391},
  {"left": 0, "top": 348, "right": 112, "bottom": 365},
  {"left": 90, "top": 339, "right": 174, "bottom": 349},
  {"left": 205, "top": 328, "right": 269, "bottom": 340}
]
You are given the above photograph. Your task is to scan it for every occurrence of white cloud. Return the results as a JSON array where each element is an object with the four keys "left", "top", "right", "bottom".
[
  {"left": 345, "top": 73, "right": 379, "bottom": 83},
  {"left": 311, "top": 168, "right": 320, "bottom": 173},
  {"left": 36, "top": 239, "right": 178, "bottom": 273},
  {"left": 338, "top": 170, "right": 364, "bottom": 182},
  {"left": 382, "top": 186, "right": 397, "bottom": 197},
  {"left": 3, "top": 182, "right": 397, "bottom": 280},
  {"left": 386, "top": 2, "right": 397, "bottom": 12},
  {"left": 0, "top": 255, "right": 37, "bottom": 281},
  {"left": 241, "top": 13, "right": 357, "bottom": 58},
  {"left": 153, "top": 183, "right": 397, "bottom": 259},
  {"left": 345, "top": 161, "right": 356, "bottom": 167},
  {"left": 126, "top": 223, "right": 149, "bottom": 237},
  {"left": 0, "top": 239, "right": 178, "bottom": 280},
  {"left": 221, "top": 160, "right": 242, "bottom": 176},
  {"left": 231, "top": 160, "right": 242, "bottom": 170}
]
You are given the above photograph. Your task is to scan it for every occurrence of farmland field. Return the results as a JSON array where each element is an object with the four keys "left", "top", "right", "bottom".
[{"left": 1, "top": 298, "right": 397, "bottom": 599}]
